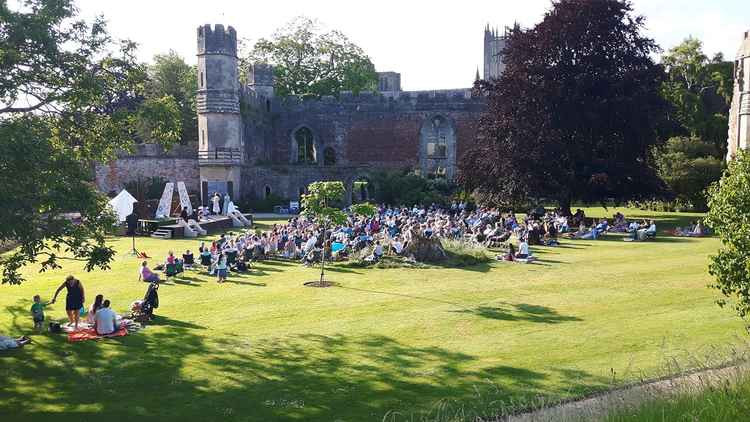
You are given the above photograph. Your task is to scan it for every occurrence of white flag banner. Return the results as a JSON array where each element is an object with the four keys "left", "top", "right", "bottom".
[
  {"left": 155, "top": 182, "right": 174, "bottom": 219},
  {"left": 177, "top": 181, "right": 193, "bottom": 215}
]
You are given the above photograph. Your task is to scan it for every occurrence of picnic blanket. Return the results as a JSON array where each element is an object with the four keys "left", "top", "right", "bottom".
[{"left": 68, "top": 326, "right": 127, "bottom": 342}]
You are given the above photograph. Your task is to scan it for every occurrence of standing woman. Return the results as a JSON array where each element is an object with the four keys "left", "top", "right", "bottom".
[
  {"left": 51, "top": 275, "right": 85, "bottom": 330},
  {"left": 211, "top": 192, "right": 221, "bottom": 216},
  {"left": 216, "top": 253, "right": 228, "bottom": 283}
]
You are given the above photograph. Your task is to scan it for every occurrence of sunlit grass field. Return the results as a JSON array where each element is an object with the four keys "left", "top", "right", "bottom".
[{"left": 0, "top": 207, "right": 745, "bottom": 421}]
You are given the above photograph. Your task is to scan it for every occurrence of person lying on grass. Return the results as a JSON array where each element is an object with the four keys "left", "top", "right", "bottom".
[{"left": 0, "top": 335, "right": 31, "bottom": 350}]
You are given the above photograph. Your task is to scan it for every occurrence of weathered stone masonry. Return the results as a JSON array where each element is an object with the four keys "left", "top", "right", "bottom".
[{"left": 96, "top": 23, "right": 500, "bottom": 205}]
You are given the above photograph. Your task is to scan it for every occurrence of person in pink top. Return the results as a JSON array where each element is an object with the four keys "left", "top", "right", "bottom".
[{"left": 139, "top": 261, "right": 160, "bottom": 283}]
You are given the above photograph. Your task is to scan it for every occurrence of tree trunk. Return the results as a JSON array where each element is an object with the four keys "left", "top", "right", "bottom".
[
  {"left": 559, "top": 196, "right": 572, "bottom": 216},
  {"left": 319, "top": 222, "right": 326, "bottom": 284}
]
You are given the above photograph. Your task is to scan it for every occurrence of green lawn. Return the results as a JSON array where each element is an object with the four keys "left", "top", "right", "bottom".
[
  {"left": 0, "top": 208, "right": 745, "bottom": 422},
  {"left": 606, "top": 370, "right": 750, "bottom": 421}
]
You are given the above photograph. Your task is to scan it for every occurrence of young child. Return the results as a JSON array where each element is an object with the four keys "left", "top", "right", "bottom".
[{"left": 30, "top": 295, "right": 47, "bottom": 331}]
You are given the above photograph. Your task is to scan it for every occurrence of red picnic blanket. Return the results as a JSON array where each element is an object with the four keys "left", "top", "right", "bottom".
[{"left": 67, "top": 326, "right": 127, "bottom": 342}]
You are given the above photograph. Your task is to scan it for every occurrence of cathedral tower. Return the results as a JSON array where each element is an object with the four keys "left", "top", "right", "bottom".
[
  {"left": 197, "top": 24, "right": 243, "bottom": 204},
  {"left": 727, "top": 30, "right": 750, "bottom": 160},
  {"left": 483, "top": 25, "right": 508, "bottom": 80}
]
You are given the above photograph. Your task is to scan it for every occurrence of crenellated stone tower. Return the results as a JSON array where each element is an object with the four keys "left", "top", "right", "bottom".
[
  {"left": 248, "top": 63, "right": 275, "bottom": 99},
  {"left": 727, "top": 30, "right": 750, "bottom": 160},
  {"left": 196, "top": 24, "right": 243, "bottom": 204}
]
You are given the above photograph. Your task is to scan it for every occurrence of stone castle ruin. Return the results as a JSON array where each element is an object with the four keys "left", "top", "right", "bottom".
[
  {"left": 95, "top": 24, "right": 508, "bottom": 206},
  {"left": 727, "top": 30, "right": 750, "bottom": 160}
]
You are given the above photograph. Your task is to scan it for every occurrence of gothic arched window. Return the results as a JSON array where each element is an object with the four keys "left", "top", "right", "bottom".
[{"left": 294, "top": 127, "right": 316, "bottom": 163}]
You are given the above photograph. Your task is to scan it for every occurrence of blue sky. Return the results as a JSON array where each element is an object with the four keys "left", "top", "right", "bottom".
[{"left": 69, "top": 0, "right": 749, "bottom": 91}]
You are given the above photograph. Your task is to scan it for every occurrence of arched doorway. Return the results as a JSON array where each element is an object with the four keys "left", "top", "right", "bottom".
[
  {"left": 419, "top": 115, "right": 456, "bottom": 179},
  {"left": 351, "top": 176, "right": 371, "bottom": 203}
]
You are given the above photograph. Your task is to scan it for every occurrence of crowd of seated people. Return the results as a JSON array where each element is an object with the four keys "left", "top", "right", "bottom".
[
  {"left": 668, "top": 220, "right": 707, "bottom": 237},
  {"left": 188, "top": 203, "right": 675, "bottom": 275}
]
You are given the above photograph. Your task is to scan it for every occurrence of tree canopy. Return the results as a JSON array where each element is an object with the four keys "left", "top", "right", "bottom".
[
  {"left": 140, "top": 51, "right": 197, "bottom": 145},
  {"left": 458, "top": 0, "right": 668, "bottom": 213},
  {"left": 706, "top": 150, "right": 750, "bottom": 319},
  {"left": 660, "top": 38, "right": 733, "bottom": 157},
  {"left": 0, "top": 0, "right": 180, "bottom": 284},
  {"left": 247, "top": 17, "right": 377, "bottom": 98},
  {"left": 654, "top": 136, "right": 724, "bottom": 210}
]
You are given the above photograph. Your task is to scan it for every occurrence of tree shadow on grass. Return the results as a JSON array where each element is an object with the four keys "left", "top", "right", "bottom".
[
  {"left": 452, "top": 302, "right": 582, "bottom": 324},
  {"left": 224, "top": 278, "right": 267, "bottom": 287},
  {"left": 2, "top": 303, "right": 604, "bottom": 422},
  {"left": 260, "top": 259, "right": 296, "bottom": 267},
  {"left": 335, "top": 285, "right": 464, "bottom": 307},
  {"left": 324, "top": 265, "right": 363, "bottom": 274}
]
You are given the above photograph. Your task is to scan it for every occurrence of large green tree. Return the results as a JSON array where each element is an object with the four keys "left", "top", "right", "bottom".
[
  {"left": 0, "top": 0, "right": 180, "bottom": 284},
  {"left": 660, "top": 38, "right": 733, "bottom": 156},
  {"left": 247, "top": 17, "right": 377, "bottom": 98},
  {"left": 706, "top": 151, "right": 750, "bottom": 319},
  {"left": 140, "top": 51, "right": 197, "bottom": 145},
  {"left": 459, "top": 0, "right": 667, "bottom": 213}
]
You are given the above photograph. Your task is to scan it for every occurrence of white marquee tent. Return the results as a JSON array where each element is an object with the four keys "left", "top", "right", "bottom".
[{"left": 108, "top": 190, "right": 138, "bottom": 222}]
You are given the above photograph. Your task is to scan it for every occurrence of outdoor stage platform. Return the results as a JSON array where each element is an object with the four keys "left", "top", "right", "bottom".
[{"left": 138, "top": 214, "right": 253, "bottom": 239}]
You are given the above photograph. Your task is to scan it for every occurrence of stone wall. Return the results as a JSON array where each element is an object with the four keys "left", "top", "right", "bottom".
[
  {"left": 240, "top": 89, "right": 485, "bottom": 199},
  {"left": 94, "top": 143, "right": 200, "bottom": 194}
]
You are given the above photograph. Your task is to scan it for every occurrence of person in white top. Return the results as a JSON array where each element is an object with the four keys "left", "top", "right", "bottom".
[
  {"left": 94, "top": 300, "right": 118, "bottom": 335},
  {"left": 391, "top": 238, "right": 404, "bottom": 255},
  {"left": 211, "top": 193, "right": 221, "bottom": 215},
  {"left": 373, "top": 241, "right": 384, "bottom": 258},
  {"left": 516, "top": 238, "right": 530, "bottom": 259}
]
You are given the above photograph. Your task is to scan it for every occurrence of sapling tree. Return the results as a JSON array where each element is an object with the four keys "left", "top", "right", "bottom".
[
  {"left": 301, "top": 182, "right": 347, "bottom": 286},
  {"left": 301, "top": 182, "right": 377, "bottom": 285}
]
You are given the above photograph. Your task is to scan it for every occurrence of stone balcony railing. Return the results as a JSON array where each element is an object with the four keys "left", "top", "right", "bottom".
[{"left": 198, "top": 148, "right": 243, "bottom": 166}]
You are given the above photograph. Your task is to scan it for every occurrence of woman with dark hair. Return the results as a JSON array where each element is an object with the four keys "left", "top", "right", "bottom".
[
  {"left": 86, "top": 294, "right": 104, "bottom": 325},
  {"left": 50, "top": 275, "right": 85, "bottom": 330}
]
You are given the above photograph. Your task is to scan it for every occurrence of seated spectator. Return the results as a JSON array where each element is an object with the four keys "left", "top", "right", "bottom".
[
  {"left": 199, "top": 249, "right": 212, "bottom": 267},
  {"left": 637, "top": 220, "right": 656, "bottom": 240},
  {"left": 497, "top": 243, "right": 515, "bottom": 261},
  {"left": 182, "top": 250, "right": 195, "bottom": 268},
  {"left": 166, "top": 251, "right": 176, "bottom": 265},
  {"left": 94, "top": 300, "right": 117, "bottom": 335},
  {"left": 373, "top": 240, "right": 384, "bottom": 260},
  {"left": 86, "top": 294, "right": 104, "bottom": 325},
  {"left": 139, "top": 261, "right": 160, "bottom": 283},
  {"left": 232, "top": 256, "right": 249, "bottom": 273},
  {"left": 516, "top": 238, "right": 530, "bottom": 259},
  {"left": 391, "top": 237, "right": 404, "bottom": 255}
]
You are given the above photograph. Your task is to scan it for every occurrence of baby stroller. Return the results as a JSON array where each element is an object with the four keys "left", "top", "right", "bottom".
[{"left": 131, "top": 282, "right": 159, "bottom": 323}]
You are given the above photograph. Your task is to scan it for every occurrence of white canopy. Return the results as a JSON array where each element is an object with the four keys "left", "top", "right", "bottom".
[{"left": 108, "top": 190, "right": 138, "bottom": 222}]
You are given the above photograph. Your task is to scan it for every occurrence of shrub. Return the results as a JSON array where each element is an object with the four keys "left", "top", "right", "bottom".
[
  {"left": 369, "top": 170, "right": 458, "bottom": 206},
  {"left": 706, "top": 149, "right": 750, "bottom": 318},
  {"left": 654, "top": 136, "right": 724, "bottom": 211},
  {"left": 238, "top": 193, "right": 289, "bottom": 213}
]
